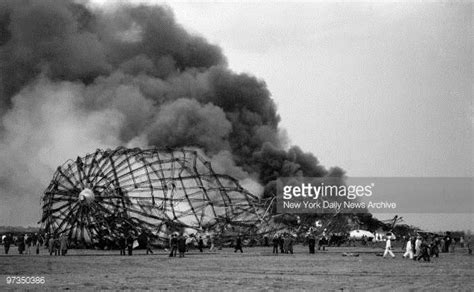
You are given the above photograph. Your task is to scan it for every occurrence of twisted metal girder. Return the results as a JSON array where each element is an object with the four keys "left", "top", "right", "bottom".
[{"left": 40, "top": 147, "right": 266, "bottom": 243}]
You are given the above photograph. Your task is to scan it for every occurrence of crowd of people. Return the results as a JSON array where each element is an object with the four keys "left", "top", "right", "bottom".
[
  {"left": 1, "top": 232, "right": 70, "bottom": 256},
  {"left": 271, "top": 233, "right": 296, "bottom": 254},
  {"left": 1, "top": 233, "right": 44, "bottom": 255},
  {"left": 398, "top": 233, "right": 468, "bottom": 261},
  {"left": 378, "top": 231, "right": 472, "bottom": 262},
  {"left": 46, "top": 234, "right": 69, "bottom": 256},
  {"left": 1, "top": 229, "right": 471, "bottom": 259},
  {"left": 113, "top": 230, "right": 218, "bottom": 257}
]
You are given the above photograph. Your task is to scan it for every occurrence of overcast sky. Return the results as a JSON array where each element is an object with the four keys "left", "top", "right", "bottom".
[{"left": 147, "top": 1, "right": 472, "bottom": 231}]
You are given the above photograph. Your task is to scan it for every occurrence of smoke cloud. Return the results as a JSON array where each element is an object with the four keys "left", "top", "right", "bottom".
[{"left": 0, "top": 0, "right": 342, "bottom": 226}]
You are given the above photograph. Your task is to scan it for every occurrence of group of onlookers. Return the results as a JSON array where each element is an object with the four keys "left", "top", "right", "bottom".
[
  {"left": 45, "top": 233, "right": 69, "bottom": 256},
  {"left": 1, "top": 233, "right": 44, "bottom": 255},
  {"left": 305, "top": 228, "right": 329, "bottom": 253},
  {"left": 400, "top": 233, "right": 471, "bottom": 261},
  {"left": 105, "top": 230, "right": 219, "bottom": 257},
  {"left": 401, "top": 235, "right": 431, "bottom": 261},
  {"left": 272, "top": 233, "right": 295, "bottom": 254},
  {"left": 168, "top": 233, "right": 192, "bottom": 257},
  {"left": 116, "top": 232, "right": 138, "bottom": 256},
  {"left": 0, "top": 232, "right": 71, "bottom": 256}
]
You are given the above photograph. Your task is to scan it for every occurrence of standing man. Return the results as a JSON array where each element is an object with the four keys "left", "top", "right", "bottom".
[
  {"left": 403, "top": 236, "right": 414, "bottom": 259},
  {"left": 283, "top": 233, "right": 290, "bottom": 253},
  {"left": 36, "top": 233, "right": 44, "bottom": 254},
  {"left": 320, "top": 229, "right": 329, "bottom": 251},
  {"left": 54, "top": 235, "right": 61, "bottom": 256},
  {"left": 466, "top": 236, "right": 472, "bottom": 255},
  {"left": 3, "top": 233, "right": 12, "bottom": 254},
  {"left": 430, "top": 237, "right": 440, "bottom": 258},
  {"left": 17, "top": 234, "right": 25, "bottom": 255},
  {"left": 307, "top": 232, "right": 316, "bottom": 254},
  {"left": 118, "top": 234, "right": 126, "bottom": 256},
  {"left": 126, "top": 232, "right": 134, "bottom": 256},
  {"left": 272, "top": 234, "right": 279, "bottom": 254},
  {"left": 198, "top": 236, "right": 204, "bottom": 253},
  {"left": 444, "top": 233, "right": 452, "bottom": 253},
  {"left": 169, "top": 233, "right": 178, "bottom": 257},
  {"left": 145, "top": 233, "right": 154, "bottom": 255},
  {"left": 279, "top": 234, "right": 284, "bottom": 253},
  {"left": 48, "top": 235, "right": 55, "bottom": 255},
  {"left": 177, "top": 233, "right": 187, "bottom": 258},
  {"left": 414, "top": 235, "right": 422, "bottom": 259},
  {"left": 25, "top": 233, "right": 32, "bottom": 254},
  {"left": 31, "top": 233, "right": 38, "bottom": 254},
  {"left": 234, "top": 234, "right": 243, "bottom": 253},
  {"left": 208, "top": 234, "right": 215, "bottom": 252},
  {"left": 60, "top": 234, "right": 68, "bottom": 256},
  {"left": 287, "top": 234, "right": 294, "bottom": 254}
]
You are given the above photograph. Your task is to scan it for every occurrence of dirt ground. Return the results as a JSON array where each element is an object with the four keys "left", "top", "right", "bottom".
[{"left": 0, "top": 245, "right": 472, "bottom": 290}]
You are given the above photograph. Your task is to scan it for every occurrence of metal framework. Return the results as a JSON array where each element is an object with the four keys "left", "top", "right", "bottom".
[{"left": 40, "top": 147, "right": 266, "bottom": 243}]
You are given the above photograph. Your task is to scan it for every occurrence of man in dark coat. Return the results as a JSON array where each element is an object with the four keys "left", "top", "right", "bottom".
[
  {"left": 416, "top": 240, "right": 431, "bottom": 262},
  {"left": 53, "top": 236, "right": 60, "bottom": 256},
  {"left": 444, "top": 233, "right": 452, "bottom": 253},
  {"left": 467, "top": 236, "right": 472, "bottom": 255},
  {"left": 17, "top": 234, "right": 25, "bottom": 255},
  {"left": 177, "top": 234, "right": 187, "bottom": 258},
  {"left": 272, "top": 235, "right": 279, "bottom": 254},
  {"left": 307, "top": 232, "right": 316, "bottom": 254},
  {"left": 430, "top": 237, "right": 440, "bottom": 258},
  {"left": 169, "top": 234, "right": 178, "bottom": 257},
  {"left": 126, "top": 232, "right": 135, "bottom": 256},
  {"left": 234, "top": 234, "right": 243, "bottom": 253},
  {"left": 36, "top": 233, "right": 44, "bottom": 254},
  {"left": 118, "top": 234, "right": 126, "bottom": 256},
  {"left": 198, "top": 236, "right": 204, "bottom": 253},
  {"left": 279, "top": 234, "right": 284, "bottom": 253},
  {"left": 145, "top": 233, "right": 153, "bottom": 255}
]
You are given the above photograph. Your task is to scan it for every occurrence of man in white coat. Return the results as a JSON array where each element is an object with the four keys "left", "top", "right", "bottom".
[
  {"left": 414, "top": 235, "right": 422, "bottom": 258},
  {"left": 403, "top": 236, "right": 414, "bottom": 259},
  {"left": 383, "top": 233, "right": 395, "bottom": 258}
]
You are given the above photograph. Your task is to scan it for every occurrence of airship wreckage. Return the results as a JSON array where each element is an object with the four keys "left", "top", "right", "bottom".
[
  {"left": 40, "top": 147, "right": 290, "bottom": 245},
  {"left": 40, "top": 147, "right": 388, "bottom": 246}
]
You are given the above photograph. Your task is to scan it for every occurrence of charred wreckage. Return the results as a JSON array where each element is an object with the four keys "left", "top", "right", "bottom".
[{"left": 40, "top": 147, "right": 273, "bottom": 246}]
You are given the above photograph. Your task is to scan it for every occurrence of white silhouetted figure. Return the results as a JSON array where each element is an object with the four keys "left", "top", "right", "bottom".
[
  {"left": 383, "top": 234, "right": 395, "bottom": 258},
  {"left": 403, "top": 236, "right": 414, "bottom": 259}
]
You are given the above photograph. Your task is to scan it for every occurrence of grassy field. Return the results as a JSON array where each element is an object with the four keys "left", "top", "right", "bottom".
[{"left": 1, "top": 245, "right": 472, "bottom": 290}]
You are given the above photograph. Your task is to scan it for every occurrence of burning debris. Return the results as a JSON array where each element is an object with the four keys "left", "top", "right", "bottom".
[{"left": 40, "top": 147, "right": 269, "bottom": 243}]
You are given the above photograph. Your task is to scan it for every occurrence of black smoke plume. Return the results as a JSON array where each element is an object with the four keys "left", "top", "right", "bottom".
[{"left": 0, "top": 0, "right": 343, "bottom": 226}]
